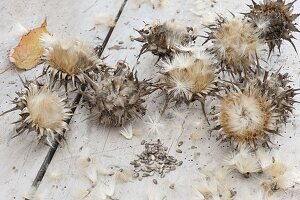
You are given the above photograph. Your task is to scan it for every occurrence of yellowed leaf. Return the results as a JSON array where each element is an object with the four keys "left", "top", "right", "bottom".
[{"left": 9, "top": 19, "right": 51, "bottom": 70}]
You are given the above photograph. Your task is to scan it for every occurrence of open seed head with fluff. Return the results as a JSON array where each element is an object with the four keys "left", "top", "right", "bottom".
[
  {"left": 1, "top": 80, "right": 72, "bottom": 146},
  {"left": 82, "top": 61, "right": 154, "bottom": 127},
  {"left": 203, "top": 16, "right": 263, "bottom": 76},
  {"left": 214, "top": 77, "right": 277, "bottom": 148},
  {"left": 214, "top": 68, "right": 298, "bottom": 148},
  {"left": 134, "top": 21, "right": 197, "bottom": 60},
  {"left": 159, "top": 53, "right": 219, "bottom": 117},
  {"left": 244, "top": 0, "right": 299, "bottom": 55},
  {"left": 40, "top": 34, "right": 102, "bottom": 91}
]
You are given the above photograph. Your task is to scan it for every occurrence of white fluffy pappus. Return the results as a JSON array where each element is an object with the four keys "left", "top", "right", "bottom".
[
  {"left": 85, "top": 164, "right": 99, "bottom": 184},
  {"left": 84, "top": 162, "right": 114, "bottom": 182},
  {"left": 260, "top": 167, "right": 300, "bottom": 197},
  {"left": 194, "top": 166, "right": 235, "bottom": 200},
  {"left": 77, "top": 147, "right": 112, "bottom": 175},
  {"left": 114, "top": 169, "right": 133, "bottom": 183},
  {"left": 46, "top": 167, "right": 62, "bottom": 183},
  {"left": 224, "top": 145, "right": 261, "bottom": 178},
  {"left": 160, "top": 53, "right": 196, "bottom": 73},
  {"left": 94, "top": 13, "right": 115, "bottom": 27},
  {"left": 257, "top": 153, "right": 300, "bottom": 196},
  {"left": 77, "top": 148, "right": 93, "bottom": 169},
  {"left": 40, "top": 34, "right": 101, "bottom": 90},
  {"left": 144, "top": 111, "right": 165, "bottom": 137},
  {"left": 90, "top": 176, "right": 116, "bottom": 200},
  {"left": 22, "top": 186, "right": 49, "bottom": 200},
  {"left": 135, "top": 0, "right": 166, "bottom": 8},
  {"left": 120, "top": 123, "right": 134, "bottom": 140}
]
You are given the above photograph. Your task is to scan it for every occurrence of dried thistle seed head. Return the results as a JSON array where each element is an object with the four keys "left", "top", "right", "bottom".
[
  {"left": 135, "top": 21, "right": 196, "bottom": 60},
  {"left": 215, "top": 69, "right": 297, "bottom": 147},
  {"left": 203, "top": 16, "right": 263, "bottom": 76},
  {"left": 245, "top": 0, "right": 300, "bottom": 55},
  {"left": 159, "top": 53, "right": 218, "bottom": 109},
  {"left": 215, "top": 84, "right": 278, "bottom": 147},
  {"left": 82, "top": 61, "right": 153, "bottom": 127},
  {"left": 2, "top": 81, "right": 72, "bottom": 146},
  {"left": 41, "top": 34, "right": 102, "bottom": 90}
]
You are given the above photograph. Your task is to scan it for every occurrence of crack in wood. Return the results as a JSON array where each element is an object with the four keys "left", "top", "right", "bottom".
[{"left": 25, "top": 0, "right": 129, "bottom": 199}]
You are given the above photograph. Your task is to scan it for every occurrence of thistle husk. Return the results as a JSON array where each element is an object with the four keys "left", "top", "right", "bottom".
[
  {"left": 159, "top": 53, "right": 219, "bottom": 120},
  {"left": 134, "top": 21, "right": 197, "bottom": 61},
  {"left": 41, "top": 35, "right": 103, "bottom": 91},
  {"left": 244, "top": 0, "right": 300, "bottom": 55},
  {"left": 203, "top": 16, "right": 263, "bottom": 77},
  {"left": 1, "top": 80, "right": 72, "bottom": 146},
  {"left": 82, "top": 61, "right": 155, "bottom": 127},
  {"left": 214, "top": 68, "right": 298, "bottom": 148}
]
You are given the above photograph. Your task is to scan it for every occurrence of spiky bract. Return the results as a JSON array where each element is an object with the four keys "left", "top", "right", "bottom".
[
  {"left": 83, "top": 61, "right": 154, "bottom": 127},
  {"left": 203, "top": 16, "right": 262, "bottom": 76},
  {"left": 41, "top": 34, "right": 101, "bottom": 90},
  {"left": 135, "top": 21, "right": 196, "bottom": 60},
  {"left": 3, "top": 81, "right": 72, "bottom": 146},
  {"left": 244, "top": 0, "right": 299, "bottom": 54}
]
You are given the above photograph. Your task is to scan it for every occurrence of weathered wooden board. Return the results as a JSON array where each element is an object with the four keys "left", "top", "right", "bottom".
[
  {"left": 0, "top": 0, "right": 123, "bottom": 199},
  {"left": 1, "top": 0, "right": 300, "bottom": 199}
]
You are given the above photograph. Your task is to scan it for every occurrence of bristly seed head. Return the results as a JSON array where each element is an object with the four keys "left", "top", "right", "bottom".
[
  {"left": 82, "top": 61, "right": 154, "bottom": 127},
  {"left": 244, "top": 0, "right": 300, "bottom": 55},
  {"left": 159, "top": 53, "right": 218, "bottom": 118},
  {"left": 2, "top": 81, "right": 72, "bottom": 146},
  {"left": 40, "top": 34, "right": 102, "bottom": 91},
  {"left": 134, "top": 21, "right": 197, "bottom": 60},
  {"left": 214, "top": 68, "right": 298, "bottom": 148},
  {"left": 203, "top": 16, "right": 263, "bottom": 76}
]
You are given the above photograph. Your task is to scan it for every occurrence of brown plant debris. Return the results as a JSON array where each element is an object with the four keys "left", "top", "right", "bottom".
[{"left": 9, "top": 19, "right": 51, "bottom": 70}]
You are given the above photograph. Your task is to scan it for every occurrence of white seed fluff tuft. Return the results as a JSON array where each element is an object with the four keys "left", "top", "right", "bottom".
[
  {"left": 120, "top": 124, "right": 134, "bottom": 140},
  {"left": 94, "top": 13, "right": 115, "bottom": 27},
  {"left": 225, "top": 145, "right": 261, "bottom": 177}
]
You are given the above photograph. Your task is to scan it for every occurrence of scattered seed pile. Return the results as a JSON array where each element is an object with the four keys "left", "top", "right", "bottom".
[{"left": 130, "top": 139, "right": 182, "bottom": 180}]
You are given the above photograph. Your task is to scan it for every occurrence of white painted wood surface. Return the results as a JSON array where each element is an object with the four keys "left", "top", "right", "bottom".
[
  {"left": 0, "top": 0, "right": 122, "bottom": 199},
  {"left": 1, "top": 0, "right": 300, "bottom": 199}
]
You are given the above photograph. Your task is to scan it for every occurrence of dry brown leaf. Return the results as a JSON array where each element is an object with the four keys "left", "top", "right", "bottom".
[{"left": 9, "top": 19, "right": 51, "bottom": 70}]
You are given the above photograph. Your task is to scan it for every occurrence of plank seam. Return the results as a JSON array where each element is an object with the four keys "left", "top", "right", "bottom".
[{"left": 25, "top": 0, "right": 129, "bottom": 198}]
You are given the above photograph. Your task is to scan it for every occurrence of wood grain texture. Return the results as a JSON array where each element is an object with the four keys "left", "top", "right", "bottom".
[
  {"left": 0, "top": 0, "right": 123, "bottom": 199},
  {"left": 1, "top": 0, "right": 300, "bottom": 199}
]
